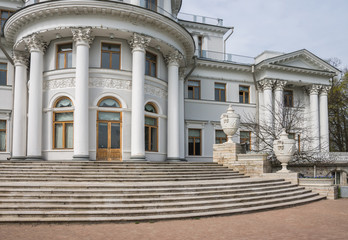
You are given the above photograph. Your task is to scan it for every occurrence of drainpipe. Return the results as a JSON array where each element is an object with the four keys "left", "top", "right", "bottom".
[
  {"left": 223, "top": 27, "right": 234, "bottom": 61},
  {"left": 252, "top": 65, "right": 260, "bottom": 151},
  {"left": 0, "top": 41, "right": 14, "bottom": 65},
  {"left": 184, "top": 56, "right": 197, "bottom": 81}
]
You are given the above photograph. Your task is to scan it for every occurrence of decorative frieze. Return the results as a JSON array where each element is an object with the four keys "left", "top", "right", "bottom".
[
  {"left": 43, "top": 78, "right": 76, "bottom": 90},
  {"left": 165, "top": 50, "right": 184, "bottom": 66},
  {"left": 71, "top": 27, "right": 94, "bottom": 46},
  {"left": 144, "top": 84, "right": 167, "bottom": 98},
  {"left": 12, "top": 51, "right": 29, "bottom": 67},
  {"left": 89, "top": 78, "right": 131, "bottom": 90},
  {"left": 23, "top": 33, "right": 47, "bottom": 53},
  {"left": 128, "top": 33, "right": 151, "bottom": 51}
]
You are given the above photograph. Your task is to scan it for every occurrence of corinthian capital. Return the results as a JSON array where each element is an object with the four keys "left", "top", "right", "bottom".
[
  {"left": 23, "top": 33, "right": 47, "bottom": 53},
  {"left": 320, "top": 85, "right": 331, "bottom": 95},
  {"left": 258, "top": 79, "right": 275, "bottom": 91},
  {"left": 128, "top": 33, "right": 151, "bottom": 51},
  {"left": 165, "top": 50, "right": 184, "bottom": 66},
  {"left": 274, "top": 80, "right": 287, "bottom": 91},
  {"left": 308, "top": 84, "right": 321, "bottom": 95},
  {"left": 71, "top": 27, "right": 94, "bottom": 46},
  {"left": 13, "top": 51, "right": 29, "bottom": 67}
]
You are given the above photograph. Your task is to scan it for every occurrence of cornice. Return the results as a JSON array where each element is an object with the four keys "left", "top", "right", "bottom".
[
  {"left": 4, "top": 0, "right": 194, "bottom": 58},
  {"left": 178, "top": 20, "right": 231, "bottom": 34},
  {"left": 257, "top": 63, "right": 336, "bottom": 77},
  {"left": 196, "top": 59, "right": 252, "bottom": 72}
]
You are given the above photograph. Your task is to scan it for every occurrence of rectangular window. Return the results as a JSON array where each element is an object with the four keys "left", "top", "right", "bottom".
[
  {"left": 0, "top": 120, "right": 6, "bottom": 152},
  {"left": 53, "top": 112, "right": 74, "bottom": 149},
  {"left": 284, "top": 90, "right": 293, "bottom": 107},
  {"left": 215, "top": 130, "right": 227, "bottom": 144},
  {"left": 288, "top": 133, "right": 301, "bottom": 152},
  {"left": 239, "top": 86, "right": 250, "bottom": 104},
  {"left": 198, "top": 36, "right": 203, "bottom": 57},
  {"left": 56, "top": 43, "right": 72, "bottom": 69},
  {"left": 145, "top": 116, "right": 158, "bottom": 152},
  {"left": 0, "top": 9, "right": 13, "bottom": 32},
  {"left": 145, "top": 0, "right": 157, "bottom": 11},
  {"left": 215, "top": 83, "right": 226, "bottom": 102},
  {"left": 101, "top": 43, "right": 121, "bottom": 70},
  {"left": 145, "top": 51, "right": 157, "bottom": 77},
  {"left": 188, "top": 129, "right": 201, "bottom": 156},
  {"left": 188, "top": 80, "right": 200, "bottom": 99},
  {"left": 240, "top": 131, "right": 251, "bottom": 151},
  {"left": 0, "top": 63, "right": 7, "bottom": 86}
]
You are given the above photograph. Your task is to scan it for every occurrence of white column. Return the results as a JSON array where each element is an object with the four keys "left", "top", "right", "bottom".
[
  {"left": 309, "top": 85, "right": 321, "bottom": 151},
  {"left": 72, "top": 28, "right": 94, "bottom": 160},
  {"left": 274, "top": 80, "right": 287, "bottom": 132},
  {"left": 11, "top": 51, "right": 28, "bottom": 159},
  {"left": 24, "top": 34, "right": 46, "bottom": 160},
  {"left": 320, "top": 85, "right": 330, "bottom": 152},
  {"left": 179, "top": 68, "right": 185, "bottom": 160},
  {"left": 129, "top": 33, "right": 151, "bottom": 160},
  {"left": 166, "top": 51, "right": 183, "bottom": 161},
  {"left": 259, "top": 79, "right": 275, "bottom": 148}
]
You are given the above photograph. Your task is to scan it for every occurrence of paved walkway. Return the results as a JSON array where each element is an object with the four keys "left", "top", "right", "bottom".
[{"left": 1, "top": 199, "right": 347, "bottom": 240}]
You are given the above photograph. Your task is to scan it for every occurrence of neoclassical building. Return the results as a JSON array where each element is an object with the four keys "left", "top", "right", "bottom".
[{"left": 0, "top": 0, "right": 339, "bottom": 161}]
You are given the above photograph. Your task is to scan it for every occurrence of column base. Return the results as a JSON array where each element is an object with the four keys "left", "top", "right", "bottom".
[
  {"left": 166, "top": 157, "right": 187, "bottom": 162},
  {"left": 73, "top": 155, "right": 90, "bottom": 161},
  {"left": 10, "top": 156, "right": 27, "bottom": 161},
  {"left": 26, "top": 156, "right": 44, "bottom": 161},
  {"left": 130, "top": 155, "right": 146, "bottom": 161}
]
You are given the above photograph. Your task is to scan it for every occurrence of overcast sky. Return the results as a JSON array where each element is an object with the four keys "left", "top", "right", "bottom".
[{"left": 180, "top": 0, "right": 348, "bottom": 69}]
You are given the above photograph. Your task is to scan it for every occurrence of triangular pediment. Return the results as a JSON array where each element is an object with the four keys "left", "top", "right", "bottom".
[{"left": 256, "top": 49, "right": 340, "bottom": 75}]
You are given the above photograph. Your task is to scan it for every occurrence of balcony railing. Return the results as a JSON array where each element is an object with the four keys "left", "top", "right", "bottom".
[
  {"left": 178, "top": 12, "right": 224, "bottom": 26},
  {"left": 196, "top": 50, "right": 255, "bottom": 65}
]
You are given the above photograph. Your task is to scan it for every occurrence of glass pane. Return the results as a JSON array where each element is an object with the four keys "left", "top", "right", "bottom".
[
  {"left": 98, "top": 123, "right": 108, "bottom": 149},
  {"left": 2, "top": 11, "right": 9, "bottom": 19},
  {"left": 151, "top": 62, "right": 156, "bottom": 77},
  {"left": 145, "top": 60, "right": 150, "bottom": 75},
  {"left": 239, "top": 94, "right": 243, "bottom": 103},
  {"left": 215, "top": 83, "right": 225, "bottom": 89},
  {"left": 146, "top": 52, "right": 156, "bottom": 61},
  {"left": 56, "top": 98, "right": 72, "bottom": 108},
  {"left": 240, "top": 131, "right": 250, "bottom": 139},
  {"left": 0, "top": 131, "right": 5, "bottom": 151},
  {"left": 55, "top": 112, "right": 73, "bottom": 121},
  {"left": 188, "top": 81, "right": 200, "bottom": 87},
  {"left": 239, "top": 86, "right": 249, "bottom": 92},
  {"left": 151, "top": 127, "right": 157, "bottom": 151},
  {"left": 101, "top": 52, "right": 110, "bottom": 68},
  {"left": 221, "top": 91, "right": 226, "bottom": 102},
  {"left": 145, "top": 117, "right": 156, "bottom": 126},
  {"left": 111, "top": 53, "right": 120, "bottom": 69},
  {"left": 0, "top": 121, "right": 5, "bottom": 130},
  {"left": 99, "top": 98, "right": 120, "bottom": 108},
  {"left": 98, "top": 112, "right": 120, "bottom": 121},
  {"left": 0, "top": 63, "right": 7, "bottom": 70},
  {"left": 195, "top": 140, "right": 201, "bottom": 155},
  {"left": 245, "top": 92, "right": 249, "bottom": 103},
  {"left": 58, "top": 43, "right": 72, "bottom": 52},
  {"left": 66, "top": 52, "right": 72, "bottom": 68},
  {"left": 194, "top": 88, "right": 200, "bottom": 99},
  {"left": 216, "top": 130, "right": 226, "bottom": 138},
  {"left": 65, "top": 123, "right": 73, "bottom": 148},
  {"left": 54, "top": 124, "right": 63, "bottom": 148},
  {"left": 188, "top": 138, "right": 194, "bottom": 155},
  {"left": 145, "top": 126, "right": 149, "bottom": 151},
  {"left": 102, "top": 43, "right": 120, "bottom": 52},
  {"left": 189, "top": 129, "right": 200, "bottom": 137},
  {"left": 145, "top": 104, "right": 156, "bottom": 113},
  {"left": 188, "top": 88, "right": 193, "bottom": 99},
  {"left": 0, "top": 71, "right": 7, "bottom": 85},
  {"left": 57, "top": 53, "right": 65, "bottom": 69},
  {"left": 215, "top": 89, "right": 219, "bottom": 101},
  {"left": 111, "top": 123, "right": 120, "bottom": 149}
]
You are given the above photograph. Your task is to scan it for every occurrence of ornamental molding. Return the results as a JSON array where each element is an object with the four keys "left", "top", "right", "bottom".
[
  {"left": 23, "top": 33, "right": 47, "bottom": 53},
  {"left": 165, "top": 50, "right": 184, "bottom": 66},
  {"left": 196, "top": 60, "right": 252, "bottom": 72},
  {"left": 258, "top": 79, "right": 276, "bottom": 91},
  {"left": 144, "top": 84, "right": 167, "bottom": 98},
  {"left": 307, "top": 84, "right": 321, "bottom": 95},
  {"left": 89, "top": 78, "right": 131, "bottom": 90},
  {"left": 43, "top": 78, "right": 76, "bottom": 90},
  {"left": 13, "top": 51, "right": 29, "bottom": 67},
  {"left": 71, "top": 27, "right": 94, "bottom": 46},
  {"left": 274, "top": 80, "right": 287, "bottom": 91},
  {"left": 128, "top": 33, "right": 151, "bottom": 51},
  {"left": 320, "top": 85, "right": 331, "bottom": 95}
]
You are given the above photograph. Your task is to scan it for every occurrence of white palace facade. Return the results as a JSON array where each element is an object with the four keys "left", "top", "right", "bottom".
[{"left": 0, "top": 0, "right": 339, "bottom": 162}]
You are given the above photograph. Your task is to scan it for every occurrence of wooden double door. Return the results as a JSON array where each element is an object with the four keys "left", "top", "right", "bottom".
[{"left": 96, "top": 111, "right": 122, "bottom": 161}]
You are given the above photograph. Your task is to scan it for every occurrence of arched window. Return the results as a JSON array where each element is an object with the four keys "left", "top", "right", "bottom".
[
  {"left": 145, "top": 103, "right": 158, "bottom": 152},
  {"left": 53, "top": 97, "right": 73, "bottom": 149},
  {"left": 98, "top": 97, "right": 121, "bottom": 108}
]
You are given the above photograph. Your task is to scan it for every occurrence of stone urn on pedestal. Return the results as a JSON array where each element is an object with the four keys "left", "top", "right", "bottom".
[
  {"left": 273, "top": 129, "right": 296, "bottom": 173},
  {"left": 220, "top": 104, "right": 240, "bottom": 143}
]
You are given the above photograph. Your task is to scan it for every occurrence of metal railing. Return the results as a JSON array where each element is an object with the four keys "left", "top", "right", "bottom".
[
  {"left": 196, "top": 49, "right": 255, "bottom": 65},
  {"left": 178, "top": 12, "right": 223, "bottom": 26}
]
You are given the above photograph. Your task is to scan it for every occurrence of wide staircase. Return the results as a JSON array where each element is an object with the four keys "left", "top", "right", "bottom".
[{"left": 0, "top": 161, "right": 324, "bottom": 223}]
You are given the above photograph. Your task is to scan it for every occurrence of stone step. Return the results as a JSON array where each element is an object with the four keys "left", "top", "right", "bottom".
[
  {"left": 0, "top": 181, "right": 292, "bottom": 194},
  {"left": 0, "top": 195, "right": 324, "bottom": 223},
  {"left": 0, "top": 185, "right": 302, "bottom": 200},
  {"left": 0, "top": 192, "right": 321, "bottom": 219},
  {"left": 0, "top": 161, "right": 222, "bottom": 166},
  {"left": 0, "top": 189, "right": 312, "bottom": 211}
]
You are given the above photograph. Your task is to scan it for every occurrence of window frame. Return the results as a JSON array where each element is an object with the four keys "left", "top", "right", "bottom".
[
  {"left": 239, "top": 85, "right": 250, "bottom": 104},
  {"left": 0, "top": 120, "right": 6, "bottom": 152},
  {"left": 145, "top": 0, "right": 157, "bottom": 11},
  {"left": 215, "top": 129, "right": 227, "bottom": 144},
  {"left": 188, "top": 80, "right": 201, "bottom": 100},
  {"left": 215, "top": 82, "right": 226, "bottom": 102},
  {"left": 100, "top": 42, "right": 121, "bottom": 70},
  {"left": 56, "top": 43, "right": 73, "bottom": 69},
  {"left": 52, "top": 97, "right": 74, "bottom": 150},
  {"left": 284, "top": 90, "right": 294, "bottom": 107},
  {"left": 188, "top": 128, "right": 202, "bottom": 156},
  {"left": 240, "top": 131, "right": 251, "bottom": 151},
  {"left": 0, "top": 9, "right": 14, "bottom": 33},
  {"left": 0, "top": 62, "right": 7, "bottom": 86},
  {"left": 145, "top": 103, "right": 158, "bottom": 152},
  {"left": 145, "top": 51, "right": 157, "bottom": 78}
]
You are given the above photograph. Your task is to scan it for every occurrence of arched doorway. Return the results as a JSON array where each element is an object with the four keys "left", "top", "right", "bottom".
[{"left": 96, "top": 97, "right": 122, "bottom": 161}]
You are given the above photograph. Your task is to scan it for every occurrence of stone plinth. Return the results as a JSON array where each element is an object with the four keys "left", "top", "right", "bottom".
[
  {"left": 262, "top": 172, "right": 299, "bottom": 185},
  {"left": 213, "top": 143, "right": 242, "bottom": 166},
  {"left": 299, "top": 178, "right": 337, "bottom": 200}
]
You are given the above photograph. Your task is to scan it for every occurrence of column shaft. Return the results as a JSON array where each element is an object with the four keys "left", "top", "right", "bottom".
[
  {"left": 320, "top": 86, "right": 330, "bottom": 152},
  {"left": 309, "top": 85, "right": 320, "bottom": 151},
  {"left": 274, "top": 80, "right": 287, "bottom": 132},
  {"left": 179, "top": 77, "right": 185, "bottom": 160}
]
